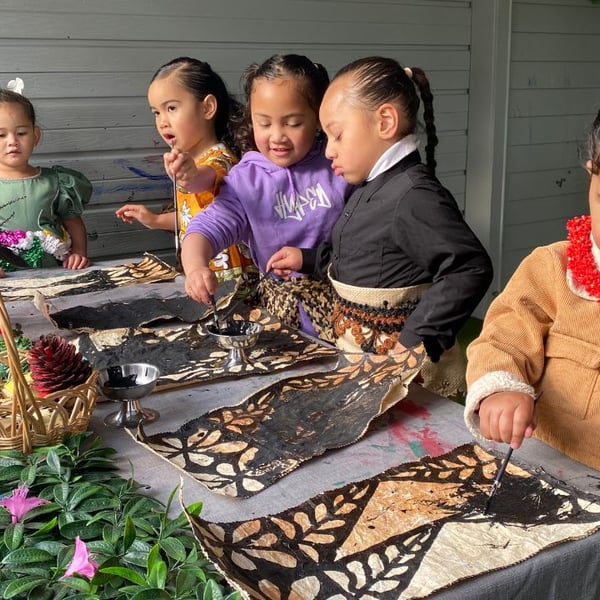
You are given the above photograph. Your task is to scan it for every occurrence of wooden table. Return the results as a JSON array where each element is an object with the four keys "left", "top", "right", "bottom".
[{"left": 2, "top": 262, "right": 600, "bottom": 599}]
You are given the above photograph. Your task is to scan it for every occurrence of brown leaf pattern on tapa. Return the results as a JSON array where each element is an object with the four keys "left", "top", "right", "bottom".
[
  {"left": 186, "top": 444, "right": 600, "bottom": 599},
  {"left": 0, "top": 253, "right": 178, "bottom": 301},
  {"left": 75, "top": 308, "right": 338, "bottom": 391},
  {"left": 137, "top": 348, "right": 425, "bottom": 497}
]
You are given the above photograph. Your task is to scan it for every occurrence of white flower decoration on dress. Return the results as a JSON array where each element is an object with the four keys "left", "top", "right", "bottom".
[
  {"left": 35, "top": 230, "right": 71, "bottom": 261},
  {"left": 7, "top": 77, "right": 25, "bottom": 95}
]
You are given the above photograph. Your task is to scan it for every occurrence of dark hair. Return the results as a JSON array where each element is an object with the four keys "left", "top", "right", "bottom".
[
  {"left": 587, "top": 109, "right": 600, "bottom": 175},
  {"left": 0, "top": 88, "right": 36, "bottom": 125},
  {"left": 151, "top": 56, "right": 242, "bottom": 158},
  {"left": 232, "top": 54, "right": 330, "bottom": 154},
  {"left": 333, "top": 56, "right": 438, "bottom": 175}
]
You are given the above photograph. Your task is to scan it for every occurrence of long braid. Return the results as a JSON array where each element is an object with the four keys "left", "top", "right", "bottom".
[{"left": 411, "top": 68, "right": 438, "bottom": 176}]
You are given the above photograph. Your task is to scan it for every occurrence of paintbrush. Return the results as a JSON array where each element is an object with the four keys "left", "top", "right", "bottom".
[
  {"left": 483, "top": 391, "right": 543, "bottom": 515},
  {"left": 483, "top": 447, "right": 513, "bottom": 515},
  {"left": 170, "top": 143, "right": 180, "bottom": 258},
  {"left": 209, "top": 294, "right": 220, "bottom": 333}
]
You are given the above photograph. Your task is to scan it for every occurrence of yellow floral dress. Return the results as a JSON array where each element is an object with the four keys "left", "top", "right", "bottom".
[{"left": 176, "top": 144, "right": 255, "bottom": 282}]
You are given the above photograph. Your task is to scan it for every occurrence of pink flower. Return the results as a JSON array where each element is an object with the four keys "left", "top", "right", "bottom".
[
  {"left": 63, "top": 536, "right": 98, "bottom": 579},
  {"left": 0, "top": 485, "right": 48, "bottom": 524}
]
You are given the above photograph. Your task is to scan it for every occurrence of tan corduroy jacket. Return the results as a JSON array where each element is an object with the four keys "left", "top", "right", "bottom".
[{"left": 465, "top": 241, "right": 600, "bottom": 470}]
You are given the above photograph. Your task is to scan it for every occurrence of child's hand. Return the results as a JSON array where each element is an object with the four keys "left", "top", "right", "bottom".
[
  {"left": 164, "top": 148, "right": 198, "bottom": 190},
  {"left": 185, "top": 266, "right": 218, "bottom": 305},
  {"left": 116, "top": 204, "right": 158, "bottom": 228},
  {"left": 478, "top": 391, "right": 536, "bottom": 450},
  {"left": 63, "top": 253, "right": 90, "bottom": 270},
  {"left": 266, "top": 246, "right": 303, "bottom": 278}
]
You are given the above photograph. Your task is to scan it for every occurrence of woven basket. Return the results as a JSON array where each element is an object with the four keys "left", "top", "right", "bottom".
[{"left": 0, "top": 294, "right": 98, "bottom": 453}]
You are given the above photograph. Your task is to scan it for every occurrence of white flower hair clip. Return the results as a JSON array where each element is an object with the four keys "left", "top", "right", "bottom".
[{"left": 7, "top": 77, "right": 25, "bottom": 95}]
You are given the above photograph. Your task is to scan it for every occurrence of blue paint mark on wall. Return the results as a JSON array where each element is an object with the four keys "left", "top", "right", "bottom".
[{"left": 127, "top": 166, "right": 169, "bottom": 181}]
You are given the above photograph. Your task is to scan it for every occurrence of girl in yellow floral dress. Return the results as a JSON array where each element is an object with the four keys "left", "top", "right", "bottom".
[{"left": 116, "top": 57, "right": 255, "bottom": 281}]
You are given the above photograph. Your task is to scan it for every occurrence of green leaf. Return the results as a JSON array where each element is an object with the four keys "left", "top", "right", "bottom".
[
  {"left": 3, "top": 565, "right": 50, "bottom": 577},
  {"left": 102, "top": 523, "right": 120, "bottom": 546},
  {"left": 147, "top": 559, "right": 167, "bottom": 589},
  {"left": 60, "top": 576, "right": 93, "bottom": 593},
  {"left": 122, "top": 550, "right": 151, "bottom": 568},
  {"left": 78, "top": 496, "right": 120, "bottom": 514},
  {"left": 131, "top": 516, "right": 157, "bottom": 536},
  {"left": 179, "top": 565, "right": 208, "bottom": 583},
  {"left": 176, "top": 568, "right": 201, "bottom": 596},
  {"left": 123, "top": 496, "right": 163, "bottom": 519},
  {"left": 33, "top": 540, "right": 65, "bottom": 555},
  {"left": 99, "top": 566, "right": 147, "bottom": 586},
  {"left": 45, "top": 450, "right": 62, "bottom": 474},
  {"left": 2, "top": 547, "right": 53, "bottom": 565},
  {"left": 122, "top": 516, "right": 137, "bottom": 553},
  {"left": 130, "top": 589, "right": 171, "bottom": 600},
  {"left": 19, "top": 464, "right": 37, "bottom": 486},
  {"left": 202, "top": 579, "right": 225, "bottom": 600},
  {"left": 185, "top": 502, "right": 204, "bottom": 517},
  {"left": 0, "top": 453, "right": 25, "bottom": 466},
  {"left": 59, "top": 520, "right": 104, "bottom": 541},
  {"left": 0, "top": 465, "right": 24, "bottom": 482},
  {"left": 162, "top": 513, "right": 190, "bottom": 536},
  {"left": 22, "top": 502, "right": 59, "bottom": 522},
  {"left": 146, "top": 543, "right": 161, "bottom": 572},
  {"left": 3, "top": 522, "right": 24, "bottom": 550},
  {"left": 2, "top": 575, "right": 47, "bottom": 598},
  {"left": 159, "top": 536, "right": 187, "bottom": 563},
  {"left": 32, "top": 516, "right": 58, "bottom": 537},
  {"left": 52, "top": 482, "right": 70, "bottom": 505},
  {"left": 67, "top": 485, "right": 104, "bottom": 510},
  {"left": 85, "top": 540, "right": 116, "bottom": 557}
]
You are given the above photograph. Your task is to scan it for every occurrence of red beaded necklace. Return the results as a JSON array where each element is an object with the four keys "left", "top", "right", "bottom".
[{"left": 566, "top": 215, "right": 600, "bottom": 301}]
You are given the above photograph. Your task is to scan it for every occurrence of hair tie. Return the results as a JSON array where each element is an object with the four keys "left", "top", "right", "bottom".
[
  {"left": 403, "top": 67, "right": 413, "bottom": 80},
  {"left": 7, "top": 77, "right": 24, "bottom": 95}
]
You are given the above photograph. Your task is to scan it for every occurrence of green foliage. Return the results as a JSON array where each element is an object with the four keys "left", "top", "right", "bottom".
[{"left": 0, "top": 433, "right": 241, "bottom": 600}]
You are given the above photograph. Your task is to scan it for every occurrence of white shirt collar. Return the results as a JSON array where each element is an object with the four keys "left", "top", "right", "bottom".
[{"left": 366, "top": 135, "right": 418, "bottom": 181}]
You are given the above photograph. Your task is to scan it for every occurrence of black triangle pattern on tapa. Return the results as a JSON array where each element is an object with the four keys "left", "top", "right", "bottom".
[
  {"left": 0, "top": 253, "right": 177, "bottom": 301},
  {"left": 75, "top": 307, "right": 339, "bottom": 392},
  {"left": 136, "top": 347, "right": 425, "bottom": 497},
  {"left": 186, "top": 444, "right": 600, "bottom": 599}
]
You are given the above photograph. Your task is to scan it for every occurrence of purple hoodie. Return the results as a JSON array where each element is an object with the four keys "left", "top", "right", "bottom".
[{"left": 184, "top": 140, "right": 350, "bottom": 272}]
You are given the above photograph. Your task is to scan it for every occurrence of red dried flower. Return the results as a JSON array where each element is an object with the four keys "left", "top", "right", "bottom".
[{"left": 566, "top": 215, "right": 600, "bottom": 300}]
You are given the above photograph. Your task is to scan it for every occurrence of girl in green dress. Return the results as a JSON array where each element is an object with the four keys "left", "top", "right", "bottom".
[{"left": 0, "top": 83, "right": 92, "bottom": 275}]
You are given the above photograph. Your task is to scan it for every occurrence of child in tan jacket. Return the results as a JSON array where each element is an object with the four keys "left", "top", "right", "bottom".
[{"left": 465, "top": 108, "right": 600, "bottom": 470}]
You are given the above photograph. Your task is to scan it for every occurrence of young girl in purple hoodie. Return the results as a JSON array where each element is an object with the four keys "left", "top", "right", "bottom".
[{"left": 181, "top": 54, "right": 351, "bottom": 339}]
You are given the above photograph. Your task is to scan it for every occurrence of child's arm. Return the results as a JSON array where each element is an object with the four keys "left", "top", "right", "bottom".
[
  {"left": 165, "top": 149, "right": 217, "bottom": 193},
  {"left": 116, "top": 204, "right": 174, "bottom": 230},
  {"left": 63, "top": 216, "right": 90, "bottom": 269},
  {"left": 477, "top": 391, "right": 536, "bottom": 449},
  {"left": 181, "top": 232, "right": 218, "bottom": 304}
]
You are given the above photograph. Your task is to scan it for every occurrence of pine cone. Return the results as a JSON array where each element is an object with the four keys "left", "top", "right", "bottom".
[{"left": 28, "top": 335, "right": 92, "bottom": 396}]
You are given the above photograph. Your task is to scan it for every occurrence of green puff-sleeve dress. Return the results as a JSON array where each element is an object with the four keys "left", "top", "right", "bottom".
[{"left": 0, "top": 166, "right": 92, "bottom": 268}]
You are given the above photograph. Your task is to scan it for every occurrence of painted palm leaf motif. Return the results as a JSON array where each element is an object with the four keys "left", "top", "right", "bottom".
[
  {"left": 75, "top": 308, "right": 339, "bottom": 391},
  {"left": 136, "top": 347, "right": 425, "bottom": 497},
  {"left": 186, "top": 444, "right": 600, "bottom": 600},
  {"left": 0, "top": 253, "right": 177, "bottom": 301}
]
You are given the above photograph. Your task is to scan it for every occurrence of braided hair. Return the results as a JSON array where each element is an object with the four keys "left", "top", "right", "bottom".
[{"left": 333, "top": 56, "right": 438, "bottom": 176}]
